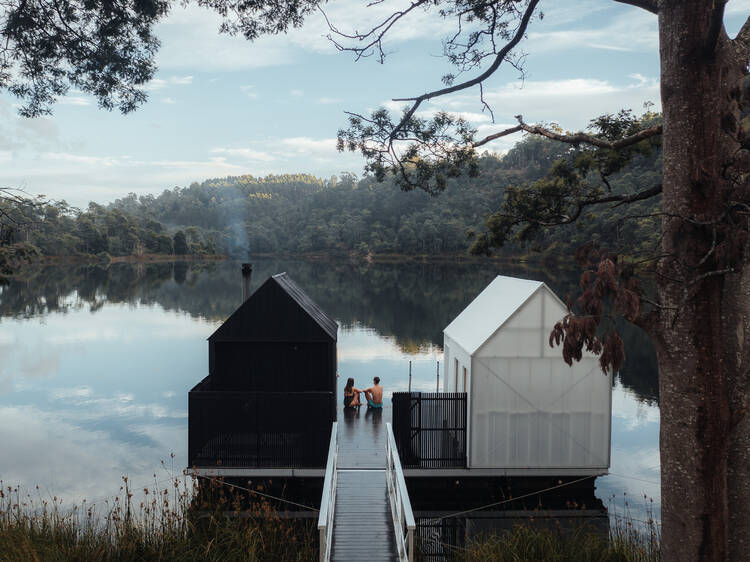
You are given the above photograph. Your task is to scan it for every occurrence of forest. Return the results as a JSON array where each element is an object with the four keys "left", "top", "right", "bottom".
[{"left": 0, "top": 132, "right": 662, "bottom": 274}]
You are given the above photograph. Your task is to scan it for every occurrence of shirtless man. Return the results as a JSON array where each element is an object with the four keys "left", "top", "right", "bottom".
[{"left": 364, "top": 377, "right": 383, "bottom": 409}]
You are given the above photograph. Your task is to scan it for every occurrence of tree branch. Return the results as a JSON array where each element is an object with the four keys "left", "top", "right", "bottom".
[
  {"left": 473, "top": 116, "right": 662, "bottom": 149},
  {"left": 560, "top": 184, "right": 663, "bottom": 224},
  {"left": 473, "top": 115, "right": 662, "bottom": 150},
  {"left": 612, "top": 0, "right": 658, "bottom": 14},
  {"left": 388, "top": 0, "right": 540, "bottom": 141}
]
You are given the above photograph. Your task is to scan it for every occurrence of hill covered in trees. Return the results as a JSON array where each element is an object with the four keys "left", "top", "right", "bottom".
[
  {"left": 1, "top": 133, "right": 662, "bottom": 273},
  {"left": 110, "top": 134, "right": 661, "bottom": 259}
]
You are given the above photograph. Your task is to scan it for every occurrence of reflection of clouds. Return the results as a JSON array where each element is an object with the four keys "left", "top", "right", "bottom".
[
  {"left": 339, "top": 328, "right": 443, "bottom": 362},
  {"left": 51, "top": 386, "right": 93, "bottom": 400},
  {"left": 49, "top": 389, "right": 186, "bottom": 421},
  {"left": 612, "top": 381, "right": 659, "bottom": 428},
  {"left": 0, "top": 331, "right": 16, "bottom": 345},
  {"left": 0, "top": 405, "right": 187, "bottom": 506},
  {"left": 22, "top": 356, "right": 61, "bottom": 378},
  {"left": 596, "top": 382, "right": 661, "bottom": 522},
  {"left": 597, "top": 445, "right": 661, "bottom": 523},
  {"left": 46, "top": 328, "right": 123, "bottom": 345}
]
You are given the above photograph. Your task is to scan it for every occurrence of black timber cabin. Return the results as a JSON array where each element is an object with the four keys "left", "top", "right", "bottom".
[{"left": 188, "top": 272, "right": 338, "bottom": 472}]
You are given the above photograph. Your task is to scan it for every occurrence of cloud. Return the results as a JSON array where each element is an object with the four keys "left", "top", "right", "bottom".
[
  {"left": 44, "top": 152, "right": 120, "bottom": 167},
  {"left": 0, "top": 100, "right": 63, "bottom": 152},
  {"left": 155, "top": 5, "right": 295, "bottom": 71},
  {"left": 209, "top": 147, "right": 276, "bottom": 162},
  {"left": 526, "top": 8, "right": 658, "bottom": 53},
  {"left": 161, "top": 97, "right": 176, "bottom": 105},
  {"left": 727, "top": 0, "right": 750, "bottom": 15},
  {"left": 51, "top": 386, "right": 93, "bottom": 400},
  {"left": 144, "top": 75, "right": 194, "bottom": 91},
  {"left": 415, "top": 110, "right": 493, "bottom": 123},
  {"left": 290, "top": 89, "right": 304, "bottom": 97},
  {"left": 240, "top": 85, "right": 259, "bottom": 99},
  {"left": 59, "top": 96, "right": 92, "bottom": 106},
  {"left": 435, "top": 76, "right": 660, "bottom": 152}
]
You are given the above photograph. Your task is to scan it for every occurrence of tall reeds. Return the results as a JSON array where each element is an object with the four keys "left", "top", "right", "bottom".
[{"left": 0, "top": 472, "right": 317, "bottom": 561}]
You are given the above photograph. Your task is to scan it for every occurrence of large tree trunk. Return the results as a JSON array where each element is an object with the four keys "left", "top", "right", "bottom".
[{"left": 657, "top": 2, "right": 748, "bottom": 560}]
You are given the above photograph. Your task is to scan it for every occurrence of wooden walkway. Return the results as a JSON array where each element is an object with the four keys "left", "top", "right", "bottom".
[{"left": 330, "top": 405, "right": 399, "bottom": 561}]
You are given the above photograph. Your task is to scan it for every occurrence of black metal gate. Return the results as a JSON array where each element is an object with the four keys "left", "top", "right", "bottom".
[{"left": 392, "top": 392, "right": 467, "bottom": 469}]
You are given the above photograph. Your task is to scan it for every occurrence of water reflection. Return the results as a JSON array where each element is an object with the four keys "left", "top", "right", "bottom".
[
  {"left": 0, "top": 259, "right": 660, "bottom": 522},
  {"left": 1, "top": 259, "right": 658, "bottom": 404}
]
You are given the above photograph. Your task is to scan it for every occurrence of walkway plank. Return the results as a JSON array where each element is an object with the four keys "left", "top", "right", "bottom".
[
  {"left": 330, "top": 471, "right": 397, "bottom": 561},
  {"left": 330, "top": 405, "right": 398, "bottom": 561}
]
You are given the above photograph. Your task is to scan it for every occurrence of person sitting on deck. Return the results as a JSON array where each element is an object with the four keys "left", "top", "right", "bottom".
[
  {"left": 343, "top": 377, "right": 363, "bottom": 408},
  {"left": 364, "top": 377, "right": 383, "bottom": 409}
]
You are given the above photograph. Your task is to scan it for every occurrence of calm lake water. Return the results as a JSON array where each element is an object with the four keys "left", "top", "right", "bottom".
[{"left": 0, "top": 259, "right": 660, "bottom": 521}]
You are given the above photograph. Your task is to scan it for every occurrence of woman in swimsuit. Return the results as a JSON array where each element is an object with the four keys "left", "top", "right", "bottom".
[{"left": 343, "top": 377, "right": 363, "bottom": 408}]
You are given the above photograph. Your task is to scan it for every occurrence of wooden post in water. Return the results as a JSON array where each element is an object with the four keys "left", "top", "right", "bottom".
[
  {"left": 408, "top": 360, "right": 412, "bottom": 392},
  {"left": 436, "top": 361, "right": 440, "bottom": 392}
]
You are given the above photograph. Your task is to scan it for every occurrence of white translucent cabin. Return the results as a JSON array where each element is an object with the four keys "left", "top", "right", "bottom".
[{"left": 443, "top": 275, "right": 611, "bottom": 476}]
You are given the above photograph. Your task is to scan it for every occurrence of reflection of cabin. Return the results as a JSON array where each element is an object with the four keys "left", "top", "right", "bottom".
[
  {"left": 393, "top": 275, "right": 611, "bottom": 477},
  {"left": 189, "top": 273, "right": 338, "bottom": 474}
]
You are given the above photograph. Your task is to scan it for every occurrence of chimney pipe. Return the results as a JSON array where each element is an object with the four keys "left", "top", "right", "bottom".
[{"left": 241, "top": 263, "right": 253, "bottom": 302}]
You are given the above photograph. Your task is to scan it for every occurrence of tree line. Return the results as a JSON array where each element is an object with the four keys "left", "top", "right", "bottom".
[
  {"left": 0, "top": 132, "right": 662, "bottom": 274},
  {"left": 109, "top": 133, "right": 661, "bottom": 259}
]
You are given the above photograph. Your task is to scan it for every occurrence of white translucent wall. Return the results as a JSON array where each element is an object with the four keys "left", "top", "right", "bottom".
[
  {"left": 468, "top": 288, "right": 611, "bottom": 471},
  {"left": 443, "top": 334, "right": 472, "bottom": 393}
]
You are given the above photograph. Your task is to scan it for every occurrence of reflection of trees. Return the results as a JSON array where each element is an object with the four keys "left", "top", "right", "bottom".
[{"left": 0, "top": 258, "right": 658, "bottom": 403}]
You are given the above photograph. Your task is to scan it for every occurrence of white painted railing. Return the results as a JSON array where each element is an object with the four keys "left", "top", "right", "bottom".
[
  {"left": 317, "top": 422, "right": 338, "bottom": 562},
  {"left": 386, "top": 423, "right": 416, "bottom": 561}
]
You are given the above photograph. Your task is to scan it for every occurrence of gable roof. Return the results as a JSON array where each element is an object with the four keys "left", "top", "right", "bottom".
[
  {"left": 443, "top": 275, "right": 546, "bottom": 355},
  {"left": 271, "top": 273, "right": 339, "bottom": 339},
  {"left": 208, "top": 272, "right": 338, "bottom": 342}
]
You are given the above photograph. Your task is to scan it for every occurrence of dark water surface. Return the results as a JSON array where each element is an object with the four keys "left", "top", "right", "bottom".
[{"left": 0, "top": 259, "right": 660, "bottom": 520}]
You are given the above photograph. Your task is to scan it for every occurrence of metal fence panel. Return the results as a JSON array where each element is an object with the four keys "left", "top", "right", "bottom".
[
  {"left": 189, "top": 385, "right": 334, "bottom": 468},
  {"left": 392, "top": 392, "right": 467, "bottom": 469}
]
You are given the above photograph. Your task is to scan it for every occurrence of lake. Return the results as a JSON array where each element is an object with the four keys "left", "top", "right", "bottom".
[{"left": 0, "top": 258, "right": 660, "bottom": 522}]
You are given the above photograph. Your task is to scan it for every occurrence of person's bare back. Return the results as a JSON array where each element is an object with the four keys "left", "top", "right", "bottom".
[{"left": 364, "top": 377, "right": 383, "bottom": 408}]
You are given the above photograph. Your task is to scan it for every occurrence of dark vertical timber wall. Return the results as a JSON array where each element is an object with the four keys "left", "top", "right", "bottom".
[{"left": 208, "top": 279, "right": 337, "bottom": 396}]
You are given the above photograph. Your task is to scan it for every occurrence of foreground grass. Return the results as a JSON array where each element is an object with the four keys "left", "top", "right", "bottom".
[
  {"left": 445, "top": 504, "right": 660, "bottom": 562},
  {"left": 0, "top": 476, "right": 316, "bottom": 561},
  {"left": 2, "top": 474, "right": 659, "bottom": 561}
]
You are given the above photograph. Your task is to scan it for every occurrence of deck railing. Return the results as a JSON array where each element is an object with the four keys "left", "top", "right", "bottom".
[
  {"left": 392, "top": 392, "right": 467, "bottom": 469},
  {"left": 317, "top": 422, "right": 338, "bottom": 562},
  {"left": 386, "top": 423, "right": 416, "bottom": 561},
  {"left": 189, "top": 377, "right": 334, "bottom": 468}
]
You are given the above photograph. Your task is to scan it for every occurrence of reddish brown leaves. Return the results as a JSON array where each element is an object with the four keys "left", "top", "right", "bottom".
[{"left": 549, "top": 246, "right": 640, "bottom": 373}]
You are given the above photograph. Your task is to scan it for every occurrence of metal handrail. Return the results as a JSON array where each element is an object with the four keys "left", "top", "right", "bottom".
[
  {"left": 385, "top": 423, "right": 416, "bottom": 561},
  {"left": 317, "top": 422, "right": 338, "bottom": 562}
]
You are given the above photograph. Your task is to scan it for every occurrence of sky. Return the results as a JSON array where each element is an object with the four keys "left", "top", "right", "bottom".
[{"left": 1, "top": 0, "right": 748, "bottom": 207}]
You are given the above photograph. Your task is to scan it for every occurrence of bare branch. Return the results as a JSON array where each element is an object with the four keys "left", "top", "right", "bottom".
[
  {"left": 513, "top": 116, "right": 663, "bottom": 149},
  {"left": 559, "top": 184, "right": 663, "bottom": 225},
  {"left": 389, "top": 0, "right": 540, "bottom": 140},
  {"left": 612, "top": 0, "right": 658, "bottom": 14},
  {"left": 320, "top": 1, "right": 429, "bottom": 63},
  {"left": 473, "top": 115, "right": 662, "bottom": 150},
  {"left": 500, "top": 184, "right": 662, "bottom": 228},
  {"left": 472, "top": 124, "right": 523, "bottom": 147}
]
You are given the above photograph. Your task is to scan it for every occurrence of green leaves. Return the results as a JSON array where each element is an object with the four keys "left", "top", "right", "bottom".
[
  {"left": 2, "top": 0, "right": 169, "bottom": 116},
  {"left": 338, "top": 108, "right": 480, "bottom": 193},
  {"left": 470, "top": 110, "right": 663, "bottom": 256}
]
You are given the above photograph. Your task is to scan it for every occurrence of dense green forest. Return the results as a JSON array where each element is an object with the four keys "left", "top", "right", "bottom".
[{"left": 0, "top": 133, "right": 661, "bottom": 273}]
